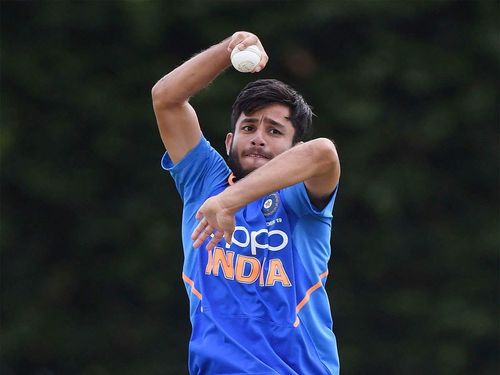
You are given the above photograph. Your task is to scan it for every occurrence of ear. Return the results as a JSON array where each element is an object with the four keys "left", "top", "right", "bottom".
[{"left": 225, "top": 133, "right": 234, "bottom": 156}]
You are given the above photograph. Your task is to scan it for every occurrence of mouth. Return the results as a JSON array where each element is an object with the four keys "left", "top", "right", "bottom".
[
  {"left": 243, "top": 148, "right": 273, "bottom": 160},
  {"left": 245, "top": 153, "right": 271, "bottom": 159}
]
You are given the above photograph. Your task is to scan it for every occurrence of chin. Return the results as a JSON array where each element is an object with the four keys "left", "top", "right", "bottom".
[
  {"left": 243, "top": 157, "right": 268, "bottom": 170},
  {"left": 227, "top": 150, "right": 270, "bottom": 180}
]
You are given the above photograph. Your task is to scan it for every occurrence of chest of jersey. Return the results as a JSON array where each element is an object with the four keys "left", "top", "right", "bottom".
[{"left": 199, "top": 193, "right": 300, "bottom": 323}]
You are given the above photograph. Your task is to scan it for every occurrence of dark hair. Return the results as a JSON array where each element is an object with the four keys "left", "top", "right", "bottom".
[{"left": 231, "top": 79, "right": 313, "bottom": 144}]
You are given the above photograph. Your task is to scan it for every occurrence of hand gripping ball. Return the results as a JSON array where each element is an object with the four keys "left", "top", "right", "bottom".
[{"left": 231, "top": 45, "right": 262, "bottom": 73}]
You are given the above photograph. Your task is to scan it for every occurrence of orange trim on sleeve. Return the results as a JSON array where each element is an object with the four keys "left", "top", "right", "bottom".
[
  {"left": 182, "top": 273, "right": 202, "bottom": 300},
  {"left": 227, "top": 173, "right": 236, "bottom": 186},
  {"left": 294, "top": 271, "right": 329, "bottom": 327}
]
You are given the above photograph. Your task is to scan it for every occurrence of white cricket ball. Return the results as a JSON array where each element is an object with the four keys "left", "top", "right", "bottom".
[{"left": 230, "top": 45, "right": 262, "bottom": 73}]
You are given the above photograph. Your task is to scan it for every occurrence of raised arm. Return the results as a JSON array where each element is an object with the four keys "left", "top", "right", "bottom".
[
  {"left": 151, "top": 32, "right": 268, "bottom": 164},
  {"left": 192, "top": 138, "right": 340, "bottom": 249}
]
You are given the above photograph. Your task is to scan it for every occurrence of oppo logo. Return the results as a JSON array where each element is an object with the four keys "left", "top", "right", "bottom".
[{"left": 225, "top": 226, "right": 289, "bottom": 255}]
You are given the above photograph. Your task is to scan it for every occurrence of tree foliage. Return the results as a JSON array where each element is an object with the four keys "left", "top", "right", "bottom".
[{"left": 1, "top": 1, "right": 498, "bottom": 374}]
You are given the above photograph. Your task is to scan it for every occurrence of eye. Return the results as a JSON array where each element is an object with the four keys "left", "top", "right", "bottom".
[
  {"left": 241, "top": 125, "right": 254, "bottom": 132},
  {"left": 269, "top": 128, "right": 282, "bottom": 135}
]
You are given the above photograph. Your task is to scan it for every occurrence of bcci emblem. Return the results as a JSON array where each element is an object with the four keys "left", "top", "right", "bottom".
[{"left": 262, "top": 193, "right": 280, "bottom": 217}]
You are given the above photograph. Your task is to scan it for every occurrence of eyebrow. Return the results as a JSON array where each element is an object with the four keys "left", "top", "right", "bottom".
[{"left": 241, "top": 116, "right": 289, "bottom": 129}]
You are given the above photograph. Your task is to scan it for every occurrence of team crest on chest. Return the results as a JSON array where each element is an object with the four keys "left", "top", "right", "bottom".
[{"left": 262, "top": 193, "right": 280, "bottom": 217}]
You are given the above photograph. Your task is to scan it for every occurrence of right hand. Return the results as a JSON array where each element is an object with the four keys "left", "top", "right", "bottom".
[
  {"left": 227, "top": 31, "right": 269, "bottom": 73},
  {"left": 191, "top": 194, "right": 236, "bottom": 251}
]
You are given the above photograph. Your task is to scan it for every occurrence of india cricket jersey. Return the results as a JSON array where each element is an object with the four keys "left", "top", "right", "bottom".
[{"left": 162, "top": 136, "right": 340, "bottom": 375}]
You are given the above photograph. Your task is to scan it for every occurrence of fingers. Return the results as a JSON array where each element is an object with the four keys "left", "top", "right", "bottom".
[
  {"left": 191, "top": 217, "right": 206, "bottom": 241},
  {"left": 223, "top": 232, "right": 232, "bottom": 246},
  {"left": 227, "top": 32, "right": 269, "bottom": 73},
  {"left": 205, "top": 230, "right": 224, "bottom": 251},
  {"left": 253, "top": 52, "right": 269, "bottom": 73},
  {"left": 192, "top": 219, "right": 214, "bottom": 249},
  {"left": 228, "top": 31, "right": 260, "bottom": 51},
  {"left": 191, "top": 217, "right": 233, "bottom": 250}
]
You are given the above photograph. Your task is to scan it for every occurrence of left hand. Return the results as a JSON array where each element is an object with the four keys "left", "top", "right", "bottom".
[{"left": 191, "top": 195, "right": 235, "bottom": 250}]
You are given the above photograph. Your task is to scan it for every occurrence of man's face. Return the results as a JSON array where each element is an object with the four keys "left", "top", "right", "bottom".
[{"left": 225, "top": 104, "right": 295, "bottom": 179}]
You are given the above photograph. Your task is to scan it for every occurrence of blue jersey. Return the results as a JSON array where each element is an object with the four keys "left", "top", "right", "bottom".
[{"left": 162, "top": 136, "right": 340, "bottom": 375}]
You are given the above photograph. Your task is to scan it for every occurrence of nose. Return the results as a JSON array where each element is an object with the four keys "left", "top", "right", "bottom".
[{"left": 251, "top": 128, "right": 265, "bottom": 147}]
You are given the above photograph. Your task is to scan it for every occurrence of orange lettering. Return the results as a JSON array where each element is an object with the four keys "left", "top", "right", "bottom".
[
  {"left": 206, "top": 249, "right": 292, "bottom": 287},
  {"left": 236, "top": 255, "right": 261, "bottom": 284},
  {"left": 205, "top": 248, "right": 214, "bottom": 275},
  {"left": 266, "top": 259, "right": 291, "bottom": 287},
  {"left": 212, "top": 247, "right": 234, "bottom": 280}
]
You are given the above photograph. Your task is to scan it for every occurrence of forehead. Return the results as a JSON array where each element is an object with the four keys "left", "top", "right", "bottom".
[{"left": 236, "top": 103, "right": 292, "bottom": 125}]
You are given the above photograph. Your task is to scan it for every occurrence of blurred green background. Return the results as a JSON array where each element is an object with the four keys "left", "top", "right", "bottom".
[{"left": 1, "top": 1, "right": 498, "bottom": 374}]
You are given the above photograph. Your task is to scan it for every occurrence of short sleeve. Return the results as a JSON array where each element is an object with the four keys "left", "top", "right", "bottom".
[
  {"left": 281, "top": 182, "right": 338, "bottom": 219},
  {"left": 161, "top": 135, "right": 230, "bottom": 204}
]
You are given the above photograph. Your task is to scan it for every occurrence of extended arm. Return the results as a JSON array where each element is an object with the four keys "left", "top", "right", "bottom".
[
  {"left": 151, "top": 32, "right": 268, "bottom": 164},
  {"left": 192, "top": 138, "right": 340, "bottom": 249}
]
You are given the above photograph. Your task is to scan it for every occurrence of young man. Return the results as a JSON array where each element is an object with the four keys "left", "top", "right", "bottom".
[{"left": 152, "top": 31, "right": 341, "bottom": 375}]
